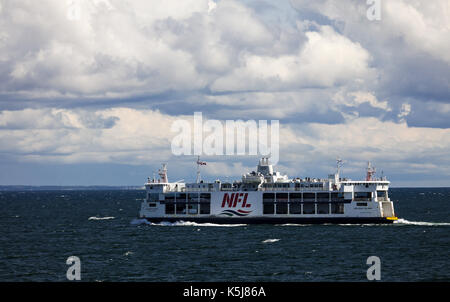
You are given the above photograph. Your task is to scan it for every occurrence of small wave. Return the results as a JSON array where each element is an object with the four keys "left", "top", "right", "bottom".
[
  {"left": 262, "top": 239, "right": 280, "bottom": 243},
  {"left": 88, "top": 216, "right": 115, "bottom": 221},
  {"left": 394, "top": 218, "right": 450, "bottom": 226},
  {"left": 277, "top": 224, "right": 308, "bottom": 227},
  {"left": 124, "top": 251, "right": 133, "bottom": 256}
]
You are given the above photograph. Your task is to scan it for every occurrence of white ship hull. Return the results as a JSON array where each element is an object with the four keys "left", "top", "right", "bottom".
[
  {"left": 139, "top": 188, "right": 397, "bottom": 224},
  {"left": 140, "top": 216, "right": 396, "bottom": 224},
  {"left": 139, "top": 159, "right": 397, "bottom": 224}
]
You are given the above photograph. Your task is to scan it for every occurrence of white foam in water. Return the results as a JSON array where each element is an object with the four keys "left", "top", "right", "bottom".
[
  {"left": 158, "top": 221, "right": 247, "bottom": 227},
  {"left": 394, "top": 218, "right": 450, "bottom": 226},
  {"left": 88, "top": 216, "right": 115, "bottom": 220},
  {"left": 130, "top": 218, "right": 152, "bottom": 225},
  {"left": 337, "top": 223, "right": 379, "bottom": 226},
  {"left": 262, "top": 239, "right": 280, "bottom": 243},
  {"left": 130, "top": 219, "right": 246, "bottom": 227}
]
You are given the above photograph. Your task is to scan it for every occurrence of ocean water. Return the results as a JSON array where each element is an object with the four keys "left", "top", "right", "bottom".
[{"left": 0, "top": 188, "right": 449, "bottom": 282}]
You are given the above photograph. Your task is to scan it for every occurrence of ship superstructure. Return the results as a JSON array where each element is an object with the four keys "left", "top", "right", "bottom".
[{"left": 139, "top": 158, "right": 397, "bottom": 224}]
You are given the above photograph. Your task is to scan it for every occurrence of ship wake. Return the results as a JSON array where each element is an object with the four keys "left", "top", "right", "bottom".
[
  {"left": 394, "top": 218, "right": 450, "bottom": 226},
  {"left": 130, "top": 218, "right": 246, "bottom": 227}
]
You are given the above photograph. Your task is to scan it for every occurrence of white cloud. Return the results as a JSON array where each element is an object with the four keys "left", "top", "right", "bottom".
[
  {"left": 0, "top": 108, "right": 179, "bottom": 164},
  {"left": 289, "top": 0, "right": 450, "bottom": 125},
  {"left": 398, "top": 103, "right": 411, "bottom": 121},
  {"left": 383, "top": 0, "right": 450, "bottom": 64},
  {"left": 291, "top": 0, "right": 450, "bottom": 65},
  {"left": 277, "top": 116, "right": 450, "bottom": 180},
  {"left": 333, "top": 91, "right": 391, "bottom": 112},
  {"left": 1, "top": 107, "right": 450, "bottom": 182},
  {"left": 210, "top": 25, "right": 373, "bottom": 92},
  {"left": 291, "top": 0, "right": 450, "bottom": 64},
  {"left": 208, "top": 0, "right": 217, "bottom": 14},
  {"left": 0, "top": 0, "right": 375, "bottom": 99},
  {"left": 0, "top": 0, "right": 212, "bottom": 97}
]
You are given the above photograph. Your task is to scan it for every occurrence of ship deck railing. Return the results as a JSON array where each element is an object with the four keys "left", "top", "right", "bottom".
[
  {"left": 169, "top": 187, "right": 335, "bottom": 193},
  {"left": 260, "top": 187, "right": 329, "bottom": 191}
]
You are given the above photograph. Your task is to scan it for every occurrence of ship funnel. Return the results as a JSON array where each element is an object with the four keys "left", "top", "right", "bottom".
[{"left": 257, "top": 157, "right": 273, "bottom": 176}]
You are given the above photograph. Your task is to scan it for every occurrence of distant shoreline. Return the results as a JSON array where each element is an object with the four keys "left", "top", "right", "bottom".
[
  {"left": 0, "top": 185, "right": 448, "bottom": 191},
  {"left": 0, "top": 185, "right": 145, "bottom": 191}
]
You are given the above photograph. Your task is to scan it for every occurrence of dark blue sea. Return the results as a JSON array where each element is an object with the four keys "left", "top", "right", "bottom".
[{"left": 0, "top": 188, "right": 449, "bottom": 282}]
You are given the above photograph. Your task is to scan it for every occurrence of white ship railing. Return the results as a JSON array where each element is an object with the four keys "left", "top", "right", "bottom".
[
  {"left": 260, "top": 187, "right": 329, "bottom": 192},
  {"left": 182, "top": 188, "right": 217, "bottom": 192},
  {"left": 176, "top": 187, "right": 333, "bottom": 193}
]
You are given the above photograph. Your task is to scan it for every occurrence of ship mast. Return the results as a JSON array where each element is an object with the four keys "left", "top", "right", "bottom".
[
  {"left": 336, "top": 158, "right": 344, "bottom": 177},
  {"left": 158, "top": 163, "right": 168, "bottom": 183},
  {"left": 196, "top": 156, "right": 206, "bottom": 183},
  {"left": 366, "top": 162, "right": 376, "bottom": 181}
]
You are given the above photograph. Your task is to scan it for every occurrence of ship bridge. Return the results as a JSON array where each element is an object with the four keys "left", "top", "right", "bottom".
[{"left": 242, "top": 157, "right": 289, "bottom": 184}]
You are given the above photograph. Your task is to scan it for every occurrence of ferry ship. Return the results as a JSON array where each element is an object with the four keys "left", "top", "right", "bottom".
[{"left": 139, "top": 158, "right": 397, "bottom": 224}]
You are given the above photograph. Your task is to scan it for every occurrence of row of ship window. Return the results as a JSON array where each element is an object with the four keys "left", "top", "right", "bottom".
[
  {"left": 262, "top": 192, "right": 378, "bottom": 201},
  {"left": 148, "top": 191, "right": 385, "bottom": 203},
  {"left": 161, "top": 202, "right": 346, "bottom": 215},
  {"left": 148, "top": 192, "right": 211, "bottom": 203},
  {"left": 147, "top": 192, "right": 351, "bottom": 203},
  {"left": 165, "top": 203, "right": 210, "bottom": 215},
  {"left": 262, "top": 183, "right": 324, "bottom": 188},
  {"left": 147, "top": 192, "right": 385, "bottom": 215},
  {"left": 262, "top": 192, "right": 346, "bottom": 202},
  {"left": 263, "top": 202, "right": 344, "bottom": 215}
]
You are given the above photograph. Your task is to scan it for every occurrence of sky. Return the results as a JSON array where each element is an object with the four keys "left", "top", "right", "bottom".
[{"left": 0, "top": 0, "right": 449, "bottom": 187}]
